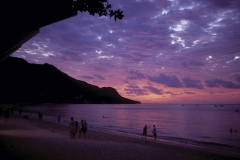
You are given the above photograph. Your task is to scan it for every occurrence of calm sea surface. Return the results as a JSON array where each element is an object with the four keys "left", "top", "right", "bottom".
[{"left": 22, "top": 103, "right": 240, "bottom": 152}]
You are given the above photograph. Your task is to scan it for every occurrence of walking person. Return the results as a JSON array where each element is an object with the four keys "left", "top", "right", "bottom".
[
  {"left": 142, "top": 125, "right": 150, "bottom": 139},
  {"left": 152, "top": 125, "right": 157, "bottom": 140}
]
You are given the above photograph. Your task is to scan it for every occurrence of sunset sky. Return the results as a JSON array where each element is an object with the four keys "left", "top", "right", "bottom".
[{"left": 12, "top": 0, "right": 240, "bottom": 104}]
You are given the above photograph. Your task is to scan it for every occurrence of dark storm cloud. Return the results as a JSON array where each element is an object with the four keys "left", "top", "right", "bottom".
[
  {"left": 143, "top": 86, "right": 164, "bottom": 95},
  {"left": 205, "top": 79, "right": 240, "bottom": 89},
  {"left": 182, "top": 77, "right": 204, "bottom": 89},
  {"left": 148, "top": 74, "right": 182, "bottom": 88},
  {"left": 124, "top": 85, "right": 148, "bottom": 96}
]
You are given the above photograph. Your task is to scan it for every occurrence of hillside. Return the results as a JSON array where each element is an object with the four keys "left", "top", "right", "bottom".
[{"left": 0, "top": 57, "right": 140, "bottom": 104}]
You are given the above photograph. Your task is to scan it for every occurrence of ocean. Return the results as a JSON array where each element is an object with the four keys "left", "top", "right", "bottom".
[{"left": 19, "top": 103, "right": 240, "bottom": 152}]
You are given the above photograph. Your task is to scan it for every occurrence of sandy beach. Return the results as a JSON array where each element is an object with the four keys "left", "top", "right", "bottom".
[{"left": 0, "top": 113, "right": 239, "bottom": 160}]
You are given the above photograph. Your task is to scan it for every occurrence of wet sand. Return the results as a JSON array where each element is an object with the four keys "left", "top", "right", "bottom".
[{"left": 0, "top": 113, "right": 239, "bottom": 160}]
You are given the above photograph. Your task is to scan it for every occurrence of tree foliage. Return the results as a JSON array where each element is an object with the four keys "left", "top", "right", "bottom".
[{"left": 72, "top": 0, "right": 124, "bottom": 21}]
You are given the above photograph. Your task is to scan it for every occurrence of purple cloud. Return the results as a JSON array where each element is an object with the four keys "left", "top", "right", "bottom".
[
  {"left": 182, "top": 77, "right": 204, "bottom": 89},
  {"left": 165, "top": 91, "right": 182, "bottom": 96},
  {"left": 231, "top": 74, "right": 240, "bottom": 83},
  {"left": 82, "top": 75, "right": 94, "bottom": 80},
  {"left": 184, "top": 91, "right": 196, "bottom": 95},
  {"left": 205, "top": 79, "right": 240, "bottom": 89},
  {"left": 94, "top": 74, "right": 105, "bottom": 80},
  {"left": 128, "top": 70, "right": 146, "bottom": 79},
  {"left": 165, "top": 91, "right": 174, "bottom": 95},
  {"left": 143, "top": 86, "right": 164, "bottom": 95},
  {"left": 124, "top": 85, "right": 147, "bottom": 96},
  {"left": 181, "top": 61, "right": 205, "bottom": 68},
  {"left": 148, "top": 74, "right": 182, "bottom": 88}
]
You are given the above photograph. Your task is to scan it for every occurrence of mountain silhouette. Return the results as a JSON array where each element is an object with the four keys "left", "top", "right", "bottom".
[{"left": 0, "top": 57, "right": 140, "bottom": 104}]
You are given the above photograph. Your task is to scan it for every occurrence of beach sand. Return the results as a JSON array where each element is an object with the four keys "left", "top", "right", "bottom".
[{"left": 0, "top": 113, "right": 239, "bottom": 160}]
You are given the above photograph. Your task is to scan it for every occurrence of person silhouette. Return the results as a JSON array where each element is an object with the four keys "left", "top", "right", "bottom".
[
  {"left": 79, "top": 120, "right": 84, "bottom": 138},
  {"left": 152, "top": 125, "right": 157, "bottom": 140},
  {"left": 142, "top": 125, "right": 150, "bottom": 139},
  {"left": 58, "top": 115, "right": 61, "bottom": 123},
  {"left": 69, "top": 117, "right": 75, "bottom": 139},
  {"left": 74, "top": 121, "right": 79, "bottom": 136},
  {"left": 82, "top": 120, "right": 88, "bottom": 138}
]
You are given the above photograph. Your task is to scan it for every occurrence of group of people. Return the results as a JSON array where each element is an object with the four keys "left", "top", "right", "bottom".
[
  {"left": 69, "top": 117, "right": 88, "bottom": 139},
  {"left": 142, "top": 125, "right": 157, "bottom": 140}
]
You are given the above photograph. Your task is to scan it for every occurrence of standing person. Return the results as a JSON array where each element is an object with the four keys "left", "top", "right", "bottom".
[
  {"left": 142, "top": 125, "right": 150, "bottom": 139},
  {"left": 38, "top": 112, "right": 42, "bottom": 120},
  {"left": 79, "top": 120, "right": 84, "bottom": 138},
  {"left": 58, "top": 115, "right": 61, "bottom": 123},
  {"left": 69, "top": 117, "right": 75, "bottom": 139},
  {"left": 82, "top": 120, "right": 88, "bottom": 138},
  {"left": 74, "top": 121, "right": 79, "bottom": 136},
  {"left": 152, "top": 125, "right": 157, "bottom": 140},
  {"left": 40, "top": 112, "right": 43, "bottom": 120}
]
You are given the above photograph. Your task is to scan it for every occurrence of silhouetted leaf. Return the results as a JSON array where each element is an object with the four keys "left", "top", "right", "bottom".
[{"left": 72, "top": 0, "right": 124, "bottom": 21}]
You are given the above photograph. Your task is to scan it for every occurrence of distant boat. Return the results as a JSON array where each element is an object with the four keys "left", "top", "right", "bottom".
[
  {"left": 182, "top": 104, "right": 185, "bottom": 106},
  {"left": 235, "top": 110, "right": 239, "bottom": 112}
]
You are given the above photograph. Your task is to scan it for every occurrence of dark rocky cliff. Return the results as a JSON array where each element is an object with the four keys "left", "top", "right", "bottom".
[{"left": 0, "top": 57, "right": 140, "bottom": 104}]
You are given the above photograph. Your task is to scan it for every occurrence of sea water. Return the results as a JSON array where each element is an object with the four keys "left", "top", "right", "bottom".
[{"left": 22, "top": 103, "right": 240, "bottom": 152}]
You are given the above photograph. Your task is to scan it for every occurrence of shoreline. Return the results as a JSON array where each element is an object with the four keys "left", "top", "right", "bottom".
[
  {"left": 1, "top": 113, "right": 240, "bottom": 160},
  {"left": 90, "top": 127, "right": 240, "bottom": 157},
  {"left": 13, "top": 111, "right": 240, "bottom": 153}
]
